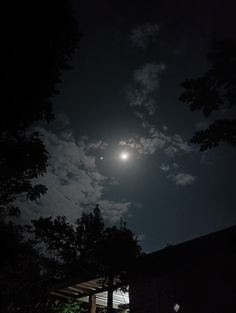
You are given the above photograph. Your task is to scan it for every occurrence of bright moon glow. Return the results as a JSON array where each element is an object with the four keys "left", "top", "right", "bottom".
[{"left": 119, "top": 151, "right": 129, "bottom": 161}]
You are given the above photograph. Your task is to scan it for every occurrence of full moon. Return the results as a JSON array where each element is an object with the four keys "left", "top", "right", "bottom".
[{"left": 119, "top": 151, "right": 129, "bottom": 161}]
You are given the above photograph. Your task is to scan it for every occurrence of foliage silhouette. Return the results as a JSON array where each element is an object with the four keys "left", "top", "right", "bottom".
[
  {"left": 1, "top": 0, "right": 79, "bottom": 217},
  {"left": 30, "top": 206, "right": 141, "bottom": 312},
  {"left": 96, "top": 225, "right": 141, "bottom": 313},
  {"left": 0, "top": 221, "right": 50, "bottom": 313},
  {"left": 75, "top": 205, "right": 105, "bottom": 274},
  {"left": 179, "top": 40, "right": 236, "bottom": 150},
  {"left": 0, "top": 1, "right": 79, "bottom": 312},
  {"left": 29, "top": 215, "right": 78, "bottom": 282}
]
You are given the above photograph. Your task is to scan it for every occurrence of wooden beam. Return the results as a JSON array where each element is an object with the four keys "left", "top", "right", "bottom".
[
  {"left": 71, "top": 284, "right": 93, "bottom": 294},
  {"left": 50, "top": 290, "right": 78, "bottom": 299}
]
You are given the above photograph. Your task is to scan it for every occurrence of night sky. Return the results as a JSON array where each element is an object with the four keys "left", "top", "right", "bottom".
[{"left": 22, "top": 0, "right": 236, "bottom": 252}]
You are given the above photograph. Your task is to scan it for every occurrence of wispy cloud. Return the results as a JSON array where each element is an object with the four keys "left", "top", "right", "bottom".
[
  {"left": 160, "top": 163, "right": 170, "bottom": 171},
  {"left": 160, "top": 162, "right": 179, "bottom": 172},
  {"left": 119, "top": 133, "right": 166, "bottom": 155},
  {"left": 134, "top": 63, "right": 166, "bottom": 92},
  {"left": 127, "top": 29, "right": 196, "bottom": 187},
  {"left": 130, "top": 23, "right": 160, "bottom": 49},
  {"left": 119, "top": 127, "right": 192, "bottom": 157},
  {"left": 128, "top": 63, "right": 166, "bottom": 116},
  {"left": 160, "top": 162, "right": 196, "bottom": 186},
  {"left": 169, "top": 172, "right": 196, "bottom": 186},
  {"left": 119, "top": 124, "right": 196, "bottom": 186}
]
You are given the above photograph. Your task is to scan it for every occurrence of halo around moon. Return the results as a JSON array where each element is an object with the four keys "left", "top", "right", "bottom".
[{"left": 119, "top": 151, "right": 130, "bottom": 161}]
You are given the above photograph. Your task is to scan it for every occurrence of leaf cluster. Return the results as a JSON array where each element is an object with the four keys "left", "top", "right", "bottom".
[
  {"left": 0, "top": 1, "right": 79, "bottom": 311},
  {"left": 0, "top": 221, "right": 47, "bottom": 313},
  {"left": 29, "top": 207, "right": 141, "bottom": 283},
  {"left": 179, "top": 40, "right": 236, "bottom": 150},
  {"left": 1, "top": 0, "right": 79, "bottom": 217}
]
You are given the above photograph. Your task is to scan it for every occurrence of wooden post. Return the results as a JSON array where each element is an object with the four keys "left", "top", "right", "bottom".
[
  {"left": 89, "top": 294, "right": 96, "bottom": 313},
  {"left": 107, "top": 275, "right": 114, "bottom": 313}
]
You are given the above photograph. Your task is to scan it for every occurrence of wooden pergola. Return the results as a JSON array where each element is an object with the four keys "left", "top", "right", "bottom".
[{"left": 50, "top": 277, "right": 129, "bottom": 312}]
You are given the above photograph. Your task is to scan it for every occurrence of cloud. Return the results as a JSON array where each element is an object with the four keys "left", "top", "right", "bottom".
[
  {"left": 160, "top": 163, "right": 170, "bottom": 171},
  {"left": 164, "top": 146, "right": 179, "bottom": 157},
  {"left": 99, "top": 200, "right": 131, "bottom": 223},
  {"left": 164, "top": 133, "right": 193, "bottom": 157},
  {"left": 119, "top": 132, "right": 166, "bottom": 155},
  {"left": 119, "top": 127, "right": 192, "bottom": 157},
  {"left": 123, "top": 41, "right": 195, "bottom": 187},
  {"left": 169, "top": 173, "right": 196, "bottom": 186},
  {"left": 128, "top": 89, "right": 146, "bottom": 108},
  {"left": 19, "top": 128, "right": 131, "bottom": 223},
  {"left": 173, "top": 162, "right": 179, "bottom": 169},
  {"left": 159, "top": 162, "right": 196, "bottom": 186},
  {"left": 128, "top": 63, "right": 166, "bottom": 116},
  {"left": 130, "top": 23, "right": 160, "bottom": 49},
  {"left": 134, "top": 63, "right": 166, "bottom": 92},
  {"left": 172, "top": 134, "right": 193, "bottom": 153},
  {"left": 134, "top": 111, "right": 144, "bottom": 120}
]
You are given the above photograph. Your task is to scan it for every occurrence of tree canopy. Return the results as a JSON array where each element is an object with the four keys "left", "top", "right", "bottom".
[
  {"left": 0, "top": 1, "right": 79, "bottom": 311},
  {"left": 30, "top": 206, "right": 141, "bottom": 312},
  {"left": 1, "top": 0, "right": 79, "bottom": 217},
  {"left": 179, "top": 40, "right": 236, "bottom": 151},
  {"left": 30, "top": 206, "right": 141, "bottom": 282},
  {"left": 0, "top": 221, "right": 49, "bottom": 313}
]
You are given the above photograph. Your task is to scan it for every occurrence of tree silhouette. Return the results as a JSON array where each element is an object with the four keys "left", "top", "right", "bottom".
[
  {"left": 0, "top": 1, "right": 79, "bottom": 311},
  {"left": 1, "top": 0, "right": 79, "bottom": 217},
  {"left": 30, "top": 206, "right": 141, "bottom": 312},
  {"left": 0, "top": 221, "right": 50, "bottom": 313},
  {"left": 30, "top": 215, "right": 78, "bottom": 283},
  {"left": 75, "top": 205, "right": 105, "bottom": 276},
  {"left": 179, "top": 40, "right": 236, "bottom": 150},
  {"left": 96, "top": 225, "right": 141, "bottom": 313}
]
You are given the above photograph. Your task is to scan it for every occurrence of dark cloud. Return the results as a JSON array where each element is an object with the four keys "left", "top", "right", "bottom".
[
  {"left": 130, "top": 23, "right": 160, "bottom": 49},
  {"left": 134, "top": 63, "right": 166, "bottom": 92},
  {"left": 128, "top": 63, "right": 166, "bottom": 116}
]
